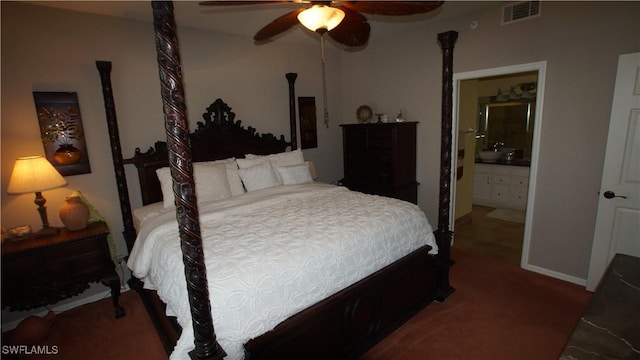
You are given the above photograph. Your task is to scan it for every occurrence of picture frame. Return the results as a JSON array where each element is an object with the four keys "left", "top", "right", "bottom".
[
  {"left": 33, "top": 92, "right": 91, "bottom": 176},
  {"left": 298, "top": 96, "right": 318, "bottom": 149}
]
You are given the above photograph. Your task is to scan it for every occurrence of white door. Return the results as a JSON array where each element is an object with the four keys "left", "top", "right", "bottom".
[{"left": 586, "top": 52, "right": 640, "bottom": 291}]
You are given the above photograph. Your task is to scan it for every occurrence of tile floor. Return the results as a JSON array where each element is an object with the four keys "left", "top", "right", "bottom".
[{"left": 453, "top": 205, "right": 525, "bottom": 265}]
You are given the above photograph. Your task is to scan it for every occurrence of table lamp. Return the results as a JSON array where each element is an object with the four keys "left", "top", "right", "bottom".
[{"left": 7, "top": 155, "right": 68, "bottom": 238}]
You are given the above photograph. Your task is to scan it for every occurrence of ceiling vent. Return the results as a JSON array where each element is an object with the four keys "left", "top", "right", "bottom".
[{"left": 502, "top": 1, "right": 541, "bottom": 25}]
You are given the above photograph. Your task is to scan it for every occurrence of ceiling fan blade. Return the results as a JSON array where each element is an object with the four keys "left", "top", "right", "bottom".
[
  {"left": 340, "top": 1, "right": 444, "bottom": 16},
  {"left": 327, "top": 6, "right": 370, "bottom": 47},
  {"left": 199, "top": 1, "right": 294, "bottom": 6},
  {"left": 254, "top": 8, "right": 305, "bottom": 42}
]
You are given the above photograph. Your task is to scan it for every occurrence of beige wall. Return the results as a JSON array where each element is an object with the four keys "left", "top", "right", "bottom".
[
  {"left": 1, "top": 1, "right": 639, "bottom": 320},
  {"left": 340, "top": 1, "right": 640, "bottom": 281},
  {"left": 1, "top": 2, "right": 343, "bottom": 250}
]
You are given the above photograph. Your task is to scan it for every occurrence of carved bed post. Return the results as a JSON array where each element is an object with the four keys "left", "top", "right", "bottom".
[
  {"left": 96, "top": 60, "right": 137, "bottom": 253},
  {"left": 151, "top": 2, "right": 225, "bottom": 360},
  {"left": 435, "top": 30, "right": 458, "bottom": 301},
  {"left": 286, "top": 73, "right": 298, "bottom": 150}
]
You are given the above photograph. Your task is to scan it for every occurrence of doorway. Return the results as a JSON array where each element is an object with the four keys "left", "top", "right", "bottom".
[{"left": 449, "top": 62, "right": 547, "bottom": 269}]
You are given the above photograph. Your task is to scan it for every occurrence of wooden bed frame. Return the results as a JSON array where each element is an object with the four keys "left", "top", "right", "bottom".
[{"left": 96, "top": 2, "right": 458, "bottom": 359}]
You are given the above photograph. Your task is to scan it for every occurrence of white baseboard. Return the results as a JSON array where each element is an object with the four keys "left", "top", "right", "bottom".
[{"left": 524, "top": 263, "right": 587, "bottom": 287}]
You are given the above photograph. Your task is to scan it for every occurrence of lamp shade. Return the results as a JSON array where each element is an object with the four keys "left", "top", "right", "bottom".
[
  {"left": 297, "top": 5, "right": 345, "bottom": 32},
  {"left": 7, "top": 156, "right": 67, "bottom": 195}
]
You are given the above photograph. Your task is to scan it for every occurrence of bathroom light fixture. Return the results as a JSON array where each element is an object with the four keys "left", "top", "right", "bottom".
[
  {"left": 7, "top": 155, "right": 67, "bottom": 238},
  {"left": 519, "top": 82, "right": 536, "bottom": 99},
  {"left": 297, "top": 5, "right": 345, "bottom": 33},
  {"left": 495, "top": 89, "right": 508, "bottom": 102},
  {"left": 508, "top": 86, "right": 520, "bottom": 100}
]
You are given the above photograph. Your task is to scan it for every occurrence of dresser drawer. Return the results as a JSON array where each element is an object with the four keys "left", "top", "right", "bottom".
[
  {"left": 511, "top": 176, "right": 529, "bottom": 187},
  {"left": 341, "top": 123, "right": 418, "bottom": 204},
  {"left": 491, "top": 174, "right": 510, "bottom": 185},
  {"left": 344, "top": 128, "right": 367, "bottom": 150},
  {"left": 367, "top": 127, "right": 393, "bottom": 149}
]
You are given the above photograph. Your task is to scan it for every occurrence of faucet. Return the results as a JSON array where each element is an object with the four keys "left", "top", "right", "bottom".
[{"left": 492, "top": 141, "right": 504, "bottom": 151}]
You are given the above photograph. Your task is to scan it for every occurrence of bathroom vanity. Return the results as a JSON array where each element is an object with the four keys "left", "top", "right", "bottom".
[{"left": 472, "top": 162, "right": 530, "bottom": 210}]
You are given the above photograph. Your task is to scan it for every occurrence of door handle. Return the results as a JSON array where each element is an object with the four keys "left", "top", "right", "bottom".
[{"left": 603, "top": 191, "right": 627, "bottom": 199}]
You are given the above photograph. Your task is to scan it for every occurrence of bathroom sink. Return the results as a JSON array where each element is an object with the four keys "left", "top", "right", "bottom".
[{"left": 478, "top": 151, "right": 502, "bottom": 162}]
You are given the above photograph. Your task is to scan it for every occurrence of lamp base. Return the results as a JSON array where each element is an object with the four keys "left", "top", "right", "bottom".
[{"left": 34, "top": 227, "right": 60, "bottom": 239}]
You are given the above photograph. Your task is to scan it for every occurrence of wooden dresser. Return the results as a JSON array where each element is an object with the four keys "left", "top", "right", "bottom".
[
  {"left": 341, "top": 122, "right": 418, "bottom": 204},
  {"left": 1, "top": 222, "right": 125, "bottom": 318}
]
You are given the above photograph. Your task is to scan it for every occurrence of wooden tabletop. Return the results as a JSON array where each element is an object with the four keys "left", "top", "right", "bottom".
[{"left": 1, "top": 221, "right": 108, "bottom": 254}]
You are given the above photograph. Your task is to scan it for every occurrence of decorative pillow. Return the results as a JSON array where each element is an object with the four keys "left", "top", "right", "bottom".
[
  {"left": 243, "top": 149, "right": 305, "bottom": 168},
  {"left": 235, "top": 157, "right": 268, "bottom": 170},
  {"left": 239, "top": 149, "right": 305, "bottom": 184},
  {"left": 305, "top": 161, "right": 318, "bottom": 179},
  {"left": 237, "top": 161, "right": 281, "bottom": 192},
  {"left": 275, "top": 163, "right": 314, "bottom": 185},
  {"left": 202, "top": 158, "right": 245, "bottom": 197},
  {"left": 156, "top": 163, "right": 232, "bottom": 208}
]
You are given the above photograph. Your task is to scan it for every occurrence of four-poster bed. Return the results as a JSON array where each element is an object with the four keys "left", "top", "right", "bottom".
[{"left": 97, "top": 2, "right": 458, "bottom": 359}]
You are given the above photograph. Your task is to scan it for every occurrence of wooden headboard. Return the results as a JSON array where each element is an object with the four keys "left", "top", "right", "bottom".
[
  {"left": 123, "top": 98, "right": 292, "bottom": 206},
  {"left": 96, "top": 60, "right": 298, "bottom": 252}
]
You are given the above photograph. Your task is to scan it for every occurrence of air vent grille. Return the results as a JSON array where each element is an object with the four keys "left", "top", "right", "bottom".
[{"left": 502, "top": 1, "right": 541, "bottom": 25}]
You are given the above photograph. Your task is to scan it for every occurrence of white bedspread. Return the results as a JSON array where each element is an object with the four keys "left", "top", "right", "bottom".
[{"left": 127, "top": 183, "right": 437, "bottom": 360}]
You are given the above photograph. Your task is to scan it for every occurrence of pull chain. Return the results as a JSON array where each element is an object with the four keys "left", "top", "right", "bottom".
[{"left": 321, "top": 34, "right": 329, "bottom": 128}]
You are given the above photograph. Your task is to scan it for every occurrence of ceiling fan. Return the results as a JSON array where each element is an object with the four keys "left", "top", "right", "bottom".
[
  {"left": 198, "top": 1, "right": 443, "bottom": 129},
  {"left": 198, "top": 1, "right": 445, "bottom": 47}
]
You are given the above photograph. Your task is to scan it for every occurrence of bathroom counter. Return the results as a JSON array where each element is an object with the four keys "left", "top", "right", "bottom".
[{"left": 475, "top": 159, "right": 530, "bottom": 167}]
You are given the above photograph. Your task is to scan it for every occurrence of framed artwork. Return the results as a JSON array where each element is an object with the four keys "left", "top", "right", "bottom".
[
  {"left": 33, "top": 92, "right": 91, "bottom": 176},
  {"left": 298, "top": 96, "right": 318, "bottom": 149}
]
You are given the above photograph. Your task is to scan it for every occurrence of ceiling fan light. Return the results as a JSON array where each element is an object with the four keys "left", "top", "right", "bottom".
[{"left": 297, "top": 5, "right": 345, "bottom": 32}]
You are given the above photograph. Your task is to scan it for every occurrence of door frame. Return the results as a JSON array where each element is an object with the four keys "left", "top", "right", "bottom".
[{"left": 449, "top": 61, "right": 547, "bottom": 269}]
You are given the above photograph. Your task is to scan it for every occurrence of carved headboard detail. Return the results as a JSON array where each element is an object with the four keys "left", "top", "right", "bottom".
[{"left": 123, "top": 98, "right": 292, "bottom": 206}]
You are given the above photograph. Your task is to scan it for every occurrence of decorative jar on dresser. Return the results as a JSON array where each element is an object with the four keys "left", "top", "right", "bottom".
[{"left": 340, "top": 122, "right": 418, "bottom": 204}]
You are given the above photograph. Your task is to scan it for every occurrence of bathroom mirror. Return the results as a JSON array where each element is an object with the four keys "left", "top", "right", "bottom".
[{"left": 477, "top": 97, "right": 535, "bottom": 159}]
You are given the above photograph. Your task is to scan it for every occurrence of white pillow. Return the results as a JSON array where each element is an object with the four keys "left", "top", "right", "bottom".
[
  {"left": 201, "top": 158, "right": 245, "bottom": 197},
  {"left": 133, "top": 202, "right": 166, "bottom": 229},
  {"left": 243, "top": 149, "right": 305, "bottom": 168},
  {"left": 275, "top": 163, "right": 314, "bottom": 185},
  {"left": 235, "top": 157, "right": 268, "bottom": 170},
  {"left": 156, "top": 163, "right": 232, "bottom": 208},
  {"left": 239, "top": 149, "right": 305, "bottom": 183},
  {"left": 237, "top": 161, "right": 281, "bottom": 192}
]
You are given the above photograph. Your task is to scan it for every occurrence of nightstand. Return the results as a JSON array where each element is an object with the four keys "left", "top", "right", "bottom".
[{"left": 1, "top": 221, "right": 125, "bottom": 318}]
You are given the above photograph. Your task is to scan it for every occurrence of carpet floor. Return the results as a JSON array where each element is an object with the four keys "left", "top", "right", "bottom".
[
  {"left": 3, "top": 246, "right": 592, "bottom": 359},
  {"left": 362, "top": 247, "right": 592, "bottom": 359}
]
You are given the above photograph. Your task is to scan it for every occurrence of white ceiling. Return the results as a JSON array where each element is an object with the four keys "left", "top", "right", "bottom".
[{"left": 26, "top": 1, "right": 501, "bottom": 42}]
